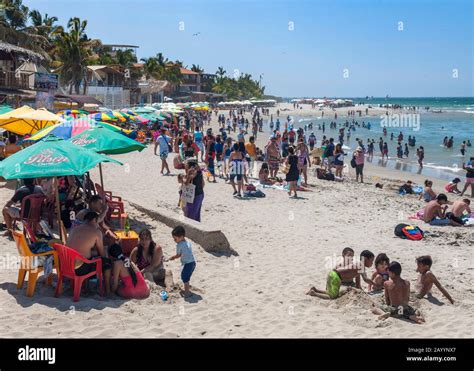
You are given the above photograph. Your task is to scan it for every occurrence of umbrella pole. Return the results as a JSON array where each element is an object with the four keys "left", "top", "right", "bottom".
[
  {"left": 53, "top": 177, "right": 64, "bottom": 243},
  {"left": 99, "top": 163, "right": 104, "bottom": 190}
]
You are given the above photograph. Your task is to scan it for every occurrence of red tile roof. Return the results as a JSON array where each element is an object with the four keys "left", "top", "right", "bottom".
[{"left": 180, "top": 67, "right": 199, "bottom": 75}]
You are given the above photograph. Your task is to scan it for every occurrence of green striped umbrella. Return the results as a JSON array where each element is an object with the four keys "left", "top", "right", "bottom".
[
  {"left": 69, "top": 125, "right": 145, "bottom": 155},
  {"left": 0, "top": 135, "right": 121, "bottom": 180},
  {"left": 68, "top": 125, "right": 145, "bottom": 188}
]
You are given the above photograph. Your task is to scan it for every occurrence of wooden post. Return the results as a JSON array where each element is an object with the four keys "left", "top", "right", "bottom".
[
  {"left": 99, "top": 163, "right": 104, "bottom": 190},
  {"left": 53, "top": 177, "right": 64, "bottom": 243}
]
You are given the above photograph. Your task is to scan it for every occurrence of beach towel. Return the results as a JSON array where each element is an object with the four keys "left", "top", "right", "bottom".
[
  {"left": 243, "top": 190, "right": 266, "bottom": 198},
  {"left": 409, "top": 209, "right": 424, "bottom": 220},
  {"left": 412, "top": 185, "right": 423, "bottom": 194}
]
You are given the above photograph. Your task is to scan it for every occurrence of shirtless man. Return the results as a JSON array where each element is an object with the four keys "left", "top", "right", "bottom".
[
  {"left": 374, "top": 261, "right": 425, "bottom": 324},
  {"left": 306, "top": 250, "right": 377, "bottom": 299},
  {"left": 265, "top": 136, "right": 281, "bottom": 178},
  {"left": 450, "top": 198, "right": 471, "bottom": 225},
  {"left": 67, "top": 211, "right": 112, "bottom": 295},
  {"left": 74, "top": 196, "right": 119, "bottom": 244},
  {"left": 415, "top": 256, "right": 454, "bottom": 304},
  {"left": 423, "top": 194, "right": 462, "bottom": 226}
]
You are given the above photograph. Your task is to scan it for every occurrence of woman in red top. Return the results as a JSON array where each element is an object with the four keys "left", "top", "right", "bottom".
[{"left": 109, "top": 244, "right": 150, "bottom": 299}]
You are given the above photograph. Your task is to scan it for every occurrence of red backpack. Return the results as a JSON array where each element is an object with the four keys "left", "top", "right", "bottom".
[{"left": 394, "top": 224, "right": 424, "bottom": 240}]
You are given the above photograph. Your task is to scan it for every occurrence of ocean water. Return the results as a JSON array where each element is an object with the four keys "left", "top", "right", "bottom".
[{"left": 287, "top": 98, "right": 474, "bottom": 181}]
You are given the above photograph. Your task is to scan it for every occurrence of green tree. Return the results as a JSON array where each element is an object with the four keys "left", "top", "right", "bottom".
[
  {"left": 52, "top": 17, "right": 101, "bottom": 94},
  {"left": 191, "top": 64, "right": 204, "bottom": 73}
]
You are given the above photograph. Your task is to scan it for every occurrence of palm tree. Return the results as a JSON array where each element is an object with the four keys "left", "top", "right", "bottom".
[
  {"left": 140, "top": 56, "right": 161, "bottom": 80},
  {"left": 216, "top": 66, "right": 226, "bottom": 80},
  {"left": 155, "top": 52, "right": 168, "bottom": 67},
  {"left": 2, "top": 0, "right": 29, "bottom": 30},
  {"left": 116, "top": 49, "right": 137, "bottom": 67},
  {"left": 0, "top": 1, "right": 51, "bottom": 59},
  {"left": 51, "top": 17, "right": 101, "bottom": 94},
  {"left": 191, "top": 64, "right": 204, "bottom": 73}
]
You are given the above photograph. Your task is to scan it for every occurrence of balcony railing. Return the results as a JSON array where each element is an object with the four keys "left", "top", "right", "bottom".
[{"left": 0, "top": 70, "right": 30, "bottom": 90}]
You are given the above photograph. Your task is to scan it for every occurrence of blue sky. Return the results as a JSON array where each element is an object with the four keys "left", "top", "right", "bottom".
[{"left": 25, "top": 0, "right": 473, "bottom": 97}]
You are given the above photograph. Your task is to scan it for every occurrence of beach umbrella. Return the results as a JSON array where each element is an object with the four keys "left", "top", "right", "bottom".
[
  {"left": 89, "top": 112, "right": 117, "bottom": 122},
  {"left": 133, "top": 115, "right": 151, "bottom": 124},
  {"left": 107, "top": 111, "right": 127, "bottom": 123},
  {"left": 0, "top": 135, "right": 121, "bottom": 180},
  {"left": 0, "top": 106, "right": 63, "bottom": 136},
  {"left": 26, "top": 118, "right": 132, "bottom": 142},
  {"left": 0, "top": 135, "right": 121, "bottom": 241},
  {"left": 56, "top": 109, "right": 88, "bottom": 118},
  {"left": 0, "top": 105, "right": 13, "bottom": 115},
  {"left": 132, "top": 106, "right": 157, "bottom": 114},
  {"left": 69, "top": 125, "right": 145, "bottom": 155},
  {"left": 69, "top": 125, "right": 145, "bottom": 187}
]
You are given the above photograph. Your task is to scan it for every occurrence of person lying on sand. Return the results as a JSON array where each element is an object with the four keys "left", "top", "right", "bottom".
[
  {"left": 415, "top": 256, "right": 454, "bottom": 304},
  {"left": 372, "top": 261, "right": 425, "bottom": 324},
  {"left": 307, "top": 250, "right": 376, "bottom": 299}
]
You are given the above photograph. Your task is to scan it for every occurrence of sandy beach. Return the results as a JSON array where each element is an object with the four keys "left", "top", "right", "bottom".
[{"left": 0, "top": 103, "right": 473, "bottom": 338}]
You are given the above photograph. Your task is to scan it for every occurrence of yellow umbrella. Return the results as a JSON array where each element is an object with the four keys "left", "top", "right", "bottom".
[{"left": 0, "top": 106, "right": 63, "bottom": 136}]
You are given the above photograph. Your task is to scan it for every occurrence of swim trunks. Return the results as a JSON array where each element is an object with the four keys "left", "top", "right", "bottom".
[
  {"left": 429, "top": 218, "right": 450, "bottom": 226},
  {"left": 326, "top": 270, "right": 342, "bottom": 299},
  {"left": 380, "top": 304, "right": 417, "bottom": 319}
]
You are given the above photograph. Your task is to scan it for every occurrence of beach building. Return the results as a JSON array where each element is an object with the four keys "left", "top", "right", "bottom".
[
  {"left": 0, "top": 41, "right": 45, "bottom": 105},
  {"left": 82, "top": 65, "right": 129, "bottom": 109}
]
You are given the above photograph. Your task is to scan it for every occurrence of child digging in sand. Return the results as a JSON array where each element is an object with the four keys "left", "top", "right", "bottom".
[
  {"left": 373, "top": 261, "right": 425, "bottom": 324},
  {"left": 336, "top": 247, "right": 356, "bottom": 287},
  {"left": 168, "top": 226, "right": 196, "bottom": 298},
  {"left": 415, "top": 255, "right": 454, "bottom": 304},
  {"left": 307, "top": 250, "right": 377, "bottom": 299}
]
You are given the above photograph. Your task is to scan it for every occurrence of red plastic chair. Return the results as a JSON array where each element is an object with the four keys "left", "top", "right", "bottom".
[
  {"left": 95, "top": 183, "right": 122, "bottom": 202},
  {"left": 52, "top": 243, "right": 103, "bottom": 302},
  {"left": 19, "top": 194, "right": 46, "bottom": 233},
  {"left": 107, "top": 201, "right": 128, "bottom": 229}
]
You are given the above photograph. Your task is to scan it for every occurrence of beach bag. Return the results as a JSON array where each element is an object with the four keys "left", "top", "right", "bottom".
[
  {"left": 280, "top": 163, "right": 290, "bottom": 174},
  {"left": 162, "top": 135, "right": 172, "bottom": 153},
  {"left": 350, "top": 156, "right": 357, "bottom": 168},
  {"left": 394, "top": 223, "right": 424, "bottom": 240},
  {"left": 182, "top": 184, "right": 196, "bottom": 204}
]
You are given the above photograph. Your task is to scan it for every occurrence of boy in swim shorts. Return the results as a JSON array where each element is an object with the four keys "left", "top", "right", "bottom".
[
  {"left": 336, "top": 247, "right": 356, "bottom": 287},
  {"left": 373, "top": 261, "right": 425, "bottom": 324},
  {"left": 306, "top": 250, "right": 376, "bottom": 299},
  {"left": 415, "top": 255, "right": 454, "bottom": 304}
]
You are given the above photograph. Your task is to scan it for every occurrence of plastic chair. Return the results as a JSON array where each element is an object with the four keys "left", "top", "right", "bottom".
[
  {"left": 22, "top": 220, "right": 38, "bottom": 243},
  {"left": 52, "top": 243, "right": 103, "bottom": 302},
  {"left": 107, "top": 201, "right": 128, "bottom": 229},
  {"left": 95, "top": 183, "right": 127, "bottom": 228},
  {"left": 11, "top": 230, "right": 58, "bottom": 297},
  {"left": 95, "top": 183, "right": 122, "bottom": 202},
  {"left": 18, "top": 194, "right": 46, "bottom": 233}
]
